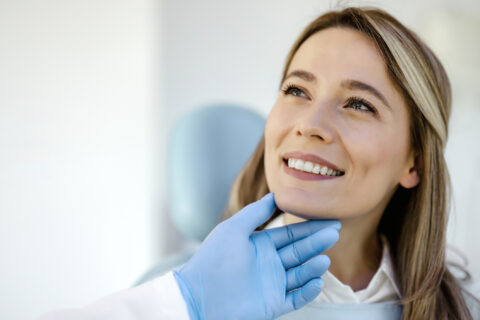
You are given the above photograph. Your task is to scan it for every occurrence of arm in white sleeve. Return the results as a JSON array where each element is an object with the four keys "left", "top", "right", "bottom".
[{"left": 37, "top": 271, "right": 190, "bottom": 320}]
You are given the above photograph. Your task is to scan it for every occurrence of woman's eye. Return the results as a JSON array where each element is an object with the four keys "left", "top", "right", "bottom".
[
  {"left": 345, "top": 98, "right": 376, "bottom": 114},
  {"left": 281, "top": 85, "right": 308, "bottom": 98}
]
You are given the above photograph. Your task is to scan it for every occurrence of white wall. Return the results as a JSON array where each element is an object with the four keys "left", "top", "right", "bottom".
[{"left": 0, "top": 1, "right": 163, "bottom": 319}]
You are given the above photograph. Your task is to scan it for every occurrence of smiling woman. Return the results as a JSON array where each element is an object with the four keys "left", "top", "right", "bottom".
[{"left": 222, "top": 6, "right": 479, "bottom": 320}]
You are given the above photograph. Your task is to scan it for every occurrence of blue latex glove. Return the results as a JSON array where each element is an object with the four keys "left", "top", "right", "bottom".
[{"left": 173, "top": 192, "right": 341, "bottom": 320}]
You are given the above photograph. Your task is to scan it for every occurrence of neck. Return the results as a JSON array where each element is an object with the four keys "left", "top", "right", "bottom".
[{"left": 283, "top": 212, "right": 383, "bottom": 292}]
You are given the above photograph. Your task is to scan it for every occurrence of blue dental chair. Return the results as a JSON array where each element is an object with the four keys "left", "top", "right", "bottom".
[{"left": 134, "top": 104, "right": 266, "bottom": 285}]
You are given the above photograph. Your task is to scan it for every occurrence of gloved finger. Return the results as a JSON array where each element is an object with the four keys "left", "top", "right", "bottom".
[
  {"left": 278, "top": 227, "right": 339, "bottom": 270},
  {"left": 282, "top": 278, "right": 324, "bottom": 314},
  {"left": 229, "top": 193, "right": 277, "bottom": 234},
  {"left": 285, "top": 255, "right": 330, "bottom": 291},
  {"left": 262, "top": 219, "right": 341, "bottom": 249}
]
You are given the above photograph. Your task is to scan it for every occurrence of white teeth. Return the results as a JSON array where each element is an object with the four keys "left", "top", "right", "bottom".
[
  {"left": 288, "top": 158, "right": 294, "bottom": 167},
  {"left": 320, "top": 166, "right": 328, "bottom": 175},
  {"left": 304, "top": 161, "right": 314, "bottom": 172},
  {"left": 286, "top": 158, "right": 342, "bottom": 176},
  {"left": 294, "top": 159, "right": 304, "bottom": 171}
]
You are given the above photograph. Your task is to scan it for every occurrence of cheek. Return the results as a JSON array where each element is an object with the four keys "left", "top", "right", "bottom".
[
  {"left": 343, "top": 121, "right": 409, "bottom": 185},
  {"left": 318, "top": 124, "right": 408, "bottom": 218},
  {"left": 266, "top": 102, "right": 292, "bottom": 126},
  {"left": 350, "top": 129, "right": 389, "bottom": 166},
  {"left": 264, "top": 103, "right": 294, "bottom": 190},
  {"left": 265, "top": 103, "right": 292, "bottom": 150}
]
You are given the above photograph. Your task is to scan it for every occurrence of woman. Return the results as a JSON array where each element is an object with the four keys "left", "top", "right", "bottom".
[
  {"left": 39, "top": 6, "right": 479, "bottom": 320},
  {"left": 222, "top": 6, "right": 479, "bottom": 319}
]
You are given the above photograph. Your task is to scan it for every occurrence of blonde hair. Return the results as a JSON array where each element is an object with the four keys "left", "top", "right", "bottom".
[{"left": 221, "top": 7, "right": 477, "bottom": 319}]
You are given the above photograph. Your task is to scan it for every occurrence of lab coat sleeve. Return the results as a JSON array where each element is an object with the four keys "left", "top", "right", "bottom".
[{"left": 37, "top": 271, "right": 190, "bottom": 320}]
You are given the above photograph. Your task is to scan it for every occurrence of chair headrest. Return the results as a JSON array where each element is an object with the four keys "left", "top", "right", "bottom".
[{"left": 168, "top": 104, "right": 266, "bottom": 241}]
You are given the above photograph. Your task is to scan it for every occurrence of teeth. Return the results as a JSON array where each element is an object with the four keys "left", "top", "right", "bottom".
[
  {"left": 320, "top": 166, "right": 328, "bottom": 175},
  {"left": 294, "top": 159, "right": 304, "bottom": 171},
  {"left": 286, "top": 158, "right": 343, "bottom": 176},
  {"left": 304, "top": 161, "right": 313, "bottom": 172},
  {"left": 288, "top": 158, "right": 294, "bottom": 167}
]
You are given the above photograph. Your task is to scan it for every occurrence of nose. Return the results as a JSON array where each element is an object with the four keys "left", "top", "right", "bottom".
[{"left": 295, "top": 102, "right": 335, "bottom": 143}]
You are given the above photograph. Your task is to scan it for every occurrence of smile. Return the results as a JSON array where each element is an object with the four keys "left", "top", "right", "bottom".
[
  {"left": 282, "top": 159, "right": 345, "bottom": 181},
  {"left": 286, "top": 158, "right": 343, "bottom": 176}
]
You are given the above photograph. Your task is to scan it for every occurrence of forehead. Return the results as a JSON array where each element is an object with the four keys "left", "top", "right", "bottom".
[{"left": 288, "top": 27, "right": 391, "bottom": 88}]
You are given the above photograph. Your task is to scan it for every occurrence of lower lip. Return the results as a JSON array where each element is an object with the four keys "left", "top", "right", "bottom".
[{"left": 282, "top": 160, "right": 342, "bottom": 181}]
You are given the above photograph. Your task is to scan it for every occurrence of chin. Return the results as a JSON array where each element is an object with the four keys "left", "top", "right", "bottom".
[
  {"left": 282, "top": 209, "right": 337, "bottom": 221},
  {"left": 273, "top": 191, "right": 338, "bottom": 220}
]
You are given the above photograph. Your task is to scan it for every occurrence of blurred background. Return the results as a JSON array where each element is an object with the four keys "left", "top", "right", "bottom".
[{"left": 1, "top": 0, "right": 479, "bottom": 319}]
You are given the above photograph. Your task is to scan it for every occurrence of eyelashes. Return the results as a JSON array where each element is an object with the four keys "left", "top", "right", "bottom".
[
  {"left": 281, "top": 83, "right": 378, "bottom": 115},
  {"left": 281, "top": 83, "right": 308, "bottom": 98}
]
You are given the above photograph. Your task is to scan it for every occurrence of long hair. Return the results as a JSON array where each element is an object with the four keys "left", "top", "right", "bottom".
[{"left": 221, "top": 7, "right": 477, "bottom": 319}]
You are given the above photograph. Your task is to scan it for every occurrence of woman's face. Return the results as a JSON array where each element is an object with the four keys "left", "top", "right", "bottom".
[{"left": 264, "top": 27, "right": 419, "bottom": 220}]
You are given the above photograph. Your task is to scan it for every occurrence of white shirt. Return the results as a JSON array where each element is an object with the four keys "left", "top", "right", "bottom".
[{"left": 265, "top": 213, "right": 402, "bottom": 304}]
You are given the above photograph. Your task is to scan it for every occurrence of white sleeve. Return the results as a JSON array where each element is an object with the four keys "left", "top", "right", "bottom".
[{"left": 37, "top": 271, "right": 190, "bottom": 320}]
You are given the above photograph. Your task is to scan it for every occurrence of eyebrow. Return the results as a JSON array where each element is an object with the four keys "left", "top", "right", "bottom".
[{"left": 283, "top": 69, "right": 392, "bottom": 110}]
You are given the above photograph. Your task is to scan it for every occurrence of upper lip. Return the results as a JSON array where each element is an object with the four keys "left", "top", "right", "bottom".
[{"left": 283, "top": 151, "right": 344, "bottom": 172}]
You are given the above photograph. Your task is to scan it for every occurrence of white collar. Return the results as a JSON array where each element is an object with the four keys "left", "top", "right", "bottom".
[{"left": 265, "top": 214, "right": 402, "bottom": 303}]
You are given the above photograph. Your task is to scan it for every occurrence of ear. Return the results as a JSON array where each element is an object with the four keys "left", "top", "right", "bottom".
[{"left": 399, "top": 152, "right": 420, "bottom": 189}]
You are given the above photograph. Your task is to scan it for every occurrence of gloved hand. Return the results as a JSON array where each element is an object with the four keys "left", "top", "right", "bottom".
[{"left": 173, "top": 192, "right": 341, "bottom": 320}]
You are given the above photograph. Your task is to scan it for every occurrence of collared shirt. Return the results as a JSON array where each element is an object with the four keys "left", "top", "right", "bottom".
[{"left": 265, "top": 213, "right": 402, "bottom": 303}]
